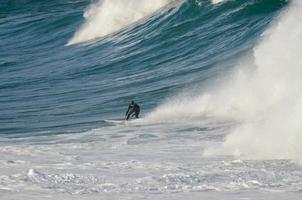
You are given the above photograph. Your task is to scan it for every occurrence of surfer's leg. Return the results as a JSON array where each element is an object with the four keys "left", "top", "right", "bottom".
[
  {"left": 131, "top": 112, "right": 138, "bottom": 118},
  {"left": 126, "top": 110, "right": 134, "bottom": 120},
  {"left": 134, "top": 110, "right": 140, "bottom": 118}
]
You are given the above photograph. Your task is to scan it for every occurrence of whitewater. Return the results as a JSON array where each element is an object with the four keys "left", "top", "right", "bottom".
[{"left": 1, "top": 0, "right": 302, "bottom": 199}]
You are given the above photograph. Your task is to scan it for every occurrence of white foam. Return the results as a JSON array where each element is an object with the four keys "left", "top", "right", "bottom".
[
  {"left": 67, "top": 0, "right": 171, "bottom": 45},
  {"left": 27, "top": 169, "right": 47, "bottom": 183},
  {"left": 220, "top": 0, "right": 302, "bottom": 161},
  {"left": 149, "top": 0, "right": 302, "bottom": 161}
]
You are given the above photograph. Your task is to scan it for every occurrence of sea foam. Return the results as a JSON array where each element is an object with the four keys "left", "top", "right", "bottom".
[
  {"left": 67, "top": 0, "right": 171, "bottom": 45},
  {"left": 219, "top": 0, "right": 302, "bottom": 161},
  {"left": 149, "top": 0, "right": 302, "bottom": 161}
]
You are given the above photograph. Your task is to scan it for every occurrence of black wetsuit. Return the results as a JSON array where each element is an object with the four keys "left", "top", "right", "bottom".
[{"left": 125, "top": 102, "right": 140, "bottom": 120}]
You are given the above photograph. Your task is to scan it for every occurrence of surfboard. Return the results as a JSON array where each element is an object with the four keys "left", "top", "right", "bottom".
[
  {"left": 104, "top": 119, "right": 126, "bottom": 125},
  {"left": 104, "top": 117, "right": 141, "bottom": 125}
]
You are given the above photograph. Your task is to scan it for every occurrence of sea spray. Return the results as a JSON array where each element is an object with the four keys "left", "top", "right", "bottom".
[
  {"left": 200, "top": 0, "right": 302, "bottom": 160},
  {"left": 147, "top": 0, "right": 302, "bottom": 161},
  {"left": 67, "top": 0, "right": 171, "bottom": 45},
  {"left": 220, "top": 0, "right": 302, "bottom": 160}
]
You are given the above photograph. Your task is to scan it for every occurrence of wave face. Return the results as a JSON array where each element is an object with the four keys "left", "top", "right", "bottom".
[
  {"left": 67, "top": 0, "right": 172, "bottom": 45},
  {"left": 209, "top": 0, "right": 302, "bottom": 161},
  {"left": 3, "top": 0, "right": 302, "bottom": 199},
  {"left": 0, "top": 0, "right": 287, "bottom": 136}
]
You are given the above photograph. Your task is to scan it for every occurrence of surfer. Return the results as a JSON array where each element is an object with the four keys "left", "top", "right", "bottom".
[{"left": 125, "top": 101, "right": 140, "bottom": 120}]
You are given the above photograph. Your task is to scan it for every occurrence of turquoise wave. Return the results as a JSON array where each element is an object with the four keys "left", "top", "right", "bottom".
[{"left": 0, "top": 0, "right": 287, "bottom": 136}]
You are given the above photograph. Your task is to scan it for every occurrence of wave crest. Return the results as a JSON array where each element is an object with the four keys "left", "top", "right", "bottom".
[{"left": 67, "top": 0, "right": 171, "bottom": 45}]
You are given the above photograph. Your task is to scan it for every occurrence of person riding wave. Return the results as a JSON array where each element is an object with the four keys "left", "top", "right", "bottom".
[{"left": 125, "top": 101, "right": 140, "bottom": 120}]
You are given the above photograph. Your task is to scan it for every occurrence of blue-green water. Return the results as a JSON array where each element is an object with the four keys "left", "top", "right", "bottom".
[{"left": 0, "top": 0, "right": 286, "bottom": 136}]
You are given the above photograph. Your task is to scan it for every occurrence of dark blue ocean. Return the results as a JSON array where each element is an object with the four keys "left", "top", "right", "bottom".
[{"left": 2, "top": 0, "right": 302, "bottom": 199}]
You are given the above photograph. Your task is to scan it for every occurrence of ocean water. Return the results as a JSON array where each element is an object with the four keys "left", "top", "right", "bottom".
[{"left": 1, "top": 0, "right": 302, "bottom": 199}]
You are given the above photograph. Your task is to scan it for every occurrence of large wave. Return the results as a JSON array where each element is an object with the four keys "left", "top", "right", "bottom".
[
  {"left": 67, "top": 0, "right": 230, "bottom": 45},
  {"left": 219, "top": 0, "right": 302, "bottom": 161},
  {"left": 148, "top": 0, "right": 302, "bottom": 161},
  {"left": 67, "top": 0, "right": 172, "bottom": 45}
]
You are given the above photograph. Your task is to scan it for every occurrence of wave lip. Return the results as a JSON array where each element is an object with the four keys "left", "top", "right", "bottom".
[{"left": 67, "top": 0, "right": 171, "bottom": 45}]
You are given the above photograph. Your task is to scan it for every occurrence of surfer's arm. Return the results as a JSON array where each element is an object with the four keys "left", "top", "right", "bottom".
[{"left": 125, "top": 104, "right": 131, "bottom": 116}]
